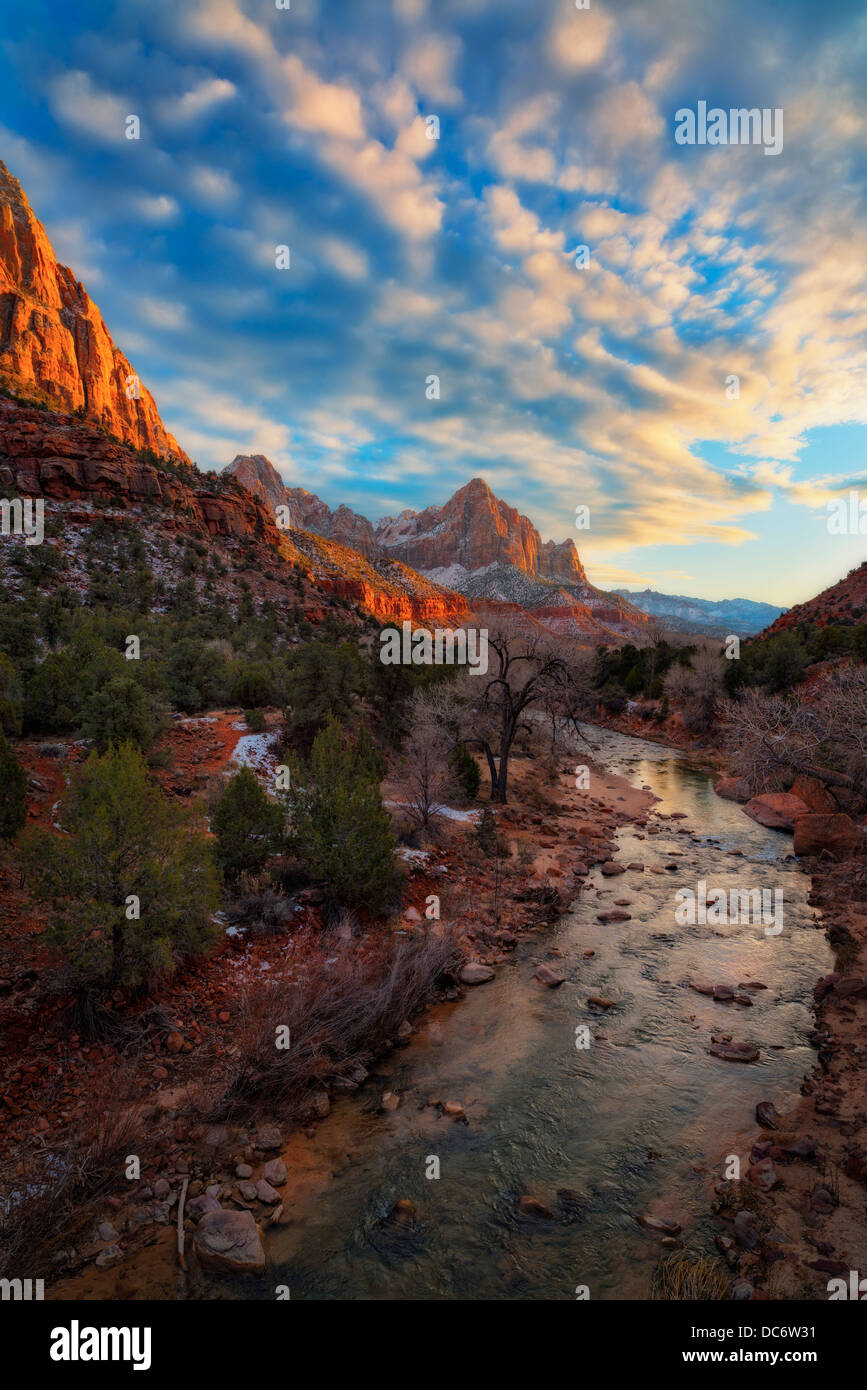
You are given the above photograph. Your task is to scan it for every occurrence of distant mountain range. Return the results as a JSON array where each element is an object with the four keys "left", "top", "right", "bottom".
[
  {"left": 226, "top": 458, "right": 648, "bottom": 642},
  {"left": 611, "top": 588, "right": 786, "bottom": 637}
]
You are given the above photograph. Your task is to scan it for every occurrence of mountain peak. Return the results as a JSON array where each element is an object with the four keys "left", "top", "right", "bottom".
[
  {"left": 225, "top": 453, "right": 380, "bottom": 558},
  {"left": 0, "top": 159, "right": 188, "bottom": 462}
]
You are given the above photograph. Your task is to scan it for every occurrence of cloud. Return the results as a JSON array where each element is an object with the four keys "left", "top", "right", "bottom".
[
  {"left": 136, "top": 296, "right": 189, "bottom": 331},
  {"left": 132, "top": 193, "right": 180, "bottom": 224},
  {"left": 159, "top": 76, "right": 236, "bottom": 124},
  {"left": 402, "top": 34, "right": 462, "bottom": 104},
  {"left": 283, "top": 55, "right": 365, "bottom": 140},
  {"left": 548, "top": 7, "right": 614, "bottom": 71},
  {"left": 49, "top": 70, "right": 130, "bottom": 145},
  {"left": 188, "top": 163, "right": 238, "bottom": 205}
]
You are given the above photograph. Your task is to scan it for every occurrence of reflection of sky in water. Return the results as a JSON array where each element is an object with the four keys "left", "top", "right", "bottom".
[{"left": 210, "top": 725, "right": 831, "bottom": 1302}]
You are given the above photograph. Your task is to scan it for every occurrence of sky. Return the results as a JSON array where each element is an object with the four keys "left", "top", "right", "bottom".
[{"left": 1, "top": 0, "right": 866, "bottom": 606}]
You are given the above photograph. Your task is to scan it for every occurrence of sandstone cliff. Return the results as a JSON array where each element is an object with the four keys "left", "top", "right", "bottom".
[{"left": 0, "top": 160, "right": 188, "bottom": 463}]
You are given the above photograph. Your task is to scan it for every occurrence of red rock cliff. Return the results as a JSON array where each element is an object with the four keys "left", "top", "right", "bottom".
[{"left": 0, "top": 160, "right": 189, "bottom": 463}]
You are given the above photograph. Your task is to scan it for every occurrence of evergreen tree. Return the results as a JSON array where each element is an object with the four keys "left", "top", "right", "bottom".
[
  {"left": 213, "top": 766, "right": 284, "bottom": 880},
  {"left": 451, "top": 742, "right": 481, "bottom": 799},
  {"left": 0, "top": 653, "right": 22, "bottom": 736},
  {"left": 0, "top": 731, "right": 27, "bottom": 842},
  {"left": 81, "top": 675, "right": 161, "bottom": 753},
  {"left": 289, "top": 716, "right": 399, "bottom": 915},
  {"left": 24, "top": 743, "right": 219, "bottom": 991}
]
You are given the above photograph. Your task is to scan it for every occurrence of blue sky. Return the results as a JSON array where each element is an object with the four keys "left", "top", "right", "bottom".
[{"left": 2, "top": 0, "right": 866, "bottom": 605}]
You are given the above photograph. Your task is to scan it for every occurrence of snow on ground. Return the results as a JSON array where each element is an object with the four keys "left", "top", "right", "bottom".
[
  {"left": 229, "top": 731, "right": 281, "bottom": 787},
  {"left": 386, "top": 799, "right": 481, "bottom": 824}
]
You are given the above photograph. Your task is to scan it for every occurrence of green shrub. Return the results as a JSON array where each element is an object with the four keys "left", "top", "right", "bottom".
[
  {"left": 81, "top": 675, "right": 162, "bottom": 753},
  {"left": 0, "top": 731, "right": 27, "bottom": 842},
  {"left": 451, "top": 742, "right": 480, "bottom": 799},
  {"left": 288, "top": 716, "right": 399, "bottom": 915},
  {"left": 24, "top": 743, "right": 219, "bottom": 991},
  {"left": 213, "top": 767, "right": 284, "bottom": 880}
]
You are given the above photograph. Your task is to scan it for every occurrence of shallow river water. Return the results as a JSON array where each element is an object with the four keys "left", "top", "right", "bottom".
[{"left": 234, "top": 724, "right": 832, "bottom": 1300}]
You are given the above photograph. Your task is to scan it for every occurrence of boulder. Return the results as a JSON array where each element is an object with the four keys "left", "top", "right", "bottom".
[
  {"left": 756, "top": 1101, "right": 781, "bottom": 1130},
  {"left": 790, "top": 775, "right": 836, "bottom": 812},
  {"left": 743, "top": 793, "right": 809, "bottom": 831},
  {"left": 94, "top": 1244, "right": 124, "bottom": 1269},
  {"left": 253, "top": 1123, "right": 282, "bottom": 1151},
  {"left": 186, "top": 1194, "right": 222, "bottom": 1221},
  {"left": 600, "top": 861, "right": 626, "bottom": 876},
  {"left": 518, "top": 1195, "right": 555, "bottom": 1219},
  {"left": 637, "top": 1214, "right": 681, "bottom": 1236},
  {"left": 709, "top": 1040, "right": 759, "bottom": 1063},
  {"left": 793, "top": 812, "right": 861, "bottom": 859},
  {"left": 261, "top": 1158, "right": 287, "bottom": 1186},
  {"left": 714, "top": 776, "right": 751, "bottom": 803},
  {"left": 460, "top": 962, "right": 495, "bottom": 985},
  {"left": 194, "top": 1209, "right": 266, "bottom": 1274},
  {"left": 747, "top": 1158, "right": 779, "bottom": 1192},
  {"left": 388, "top": 1199, "right": 417, "bottom": 1229}
]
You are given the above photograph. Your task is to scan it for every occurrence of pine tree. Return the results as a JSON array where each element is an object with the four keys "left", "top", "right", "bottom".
[
  {"left": 213, "top": 766, "right": 284, "bottom": 880},
  {"left": 289, "top": 716, "right": 399, "bottom": 915},
  {"left": 81, "top": 675, "right": 161, "bottom": 753},
  {"left": 0, "top": 654, "right": 22, "bottom": 736},
  {"left": 0, "top": 731, "right": 27, "bottom": 842},
  {"left": 24, "top": 743, "right": 219, "bottom": 991}
]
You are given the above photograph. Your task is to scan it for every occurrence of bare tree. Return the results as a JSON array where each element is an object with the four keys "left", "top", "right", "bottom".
[
  {"left": 402, "top": 688, "right": 453, "bottom": 828},
  {"left": 664, "top": 647, "right": 725, "bottom": 732},
  {"left": 456, "top": 617, "right": 573, "bottom": 804},
  {"left": 722, "top": 666, "right": 867, "bottom": 804}
]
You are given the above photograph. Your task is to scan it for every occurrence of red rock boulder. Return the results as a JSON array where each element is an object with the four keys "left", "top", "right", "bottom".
[
  {"left": 743, "top": 793, "right": 809, "bottom": 831},
  {"left": 793, "top": 813, "right": 861, "bottom": 859},
  {"left": 714, "top": 776, "right": 751, "bottom": 803}
]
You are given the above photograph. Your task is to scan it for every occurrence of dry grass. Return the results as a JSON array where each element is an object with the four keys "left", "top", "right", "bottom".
[
  {"left": 210, "top": 927, "right": 463, "bottom": 1120},
  {"left": 651, "top": 1251, "right": 731, "bottom": 1300},
  {"left": 0, "top": 1077, "right": 146, "bottom": 1280}
]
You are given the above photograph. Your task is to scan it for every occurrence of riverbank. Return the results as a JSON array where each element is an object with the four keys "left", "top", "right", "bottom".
[
  {"left": 709, "top": 851, "right": 867, "bottom": 1299},
  {"left": 30, "top": 740, "right": 656, "bottom": 1298}
]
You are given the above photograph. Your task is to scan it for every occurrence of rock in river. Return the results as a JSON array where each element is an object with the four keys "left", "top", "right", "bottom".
[
  {"left": 756, "top": 1100, "right": 781, "bottom": 1130},
  {"left": 709, "top": 1040, "right": 760, "bottom": 1063},
  {"left": 534, "top": 964, "right": 564, "bottom": 987},
  {"left": 194, "top": 1209, "right": 266, "bottom": 1274}
]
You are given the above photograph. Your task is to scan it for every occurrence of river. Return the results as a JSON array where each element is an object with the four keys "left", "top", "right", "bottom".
[{"left": 232, "top": 723, "right": 832, "bottom": 1300}]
